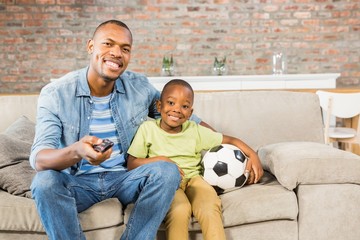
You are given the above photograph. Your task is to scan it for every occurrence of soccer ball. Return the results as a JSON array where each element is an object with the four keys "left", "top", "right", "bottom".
[{"left": 202, "top": 144, "right": 249, "bottom": 194}]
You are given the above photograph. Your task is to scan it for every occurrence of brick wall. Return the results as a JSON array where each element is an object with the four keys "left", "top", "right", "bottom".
[{"left": 0, "top": 0, "right": 359, "bottom": 93}]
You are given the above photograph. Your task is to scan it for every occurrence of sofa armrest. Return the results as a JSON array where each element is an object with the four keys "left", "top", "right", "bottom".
[{"left": 257, "top": 142, "right": 360, "bottom": 190}]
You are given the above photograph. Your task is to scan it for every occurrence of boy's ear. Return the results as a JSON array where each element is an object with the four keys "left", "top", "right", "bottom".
[
  {"left": 189, "top": 108, "right": 194, "bottom": 119},
  {"left": 156, "top": 100, "right": 161, "bottom": 112}
]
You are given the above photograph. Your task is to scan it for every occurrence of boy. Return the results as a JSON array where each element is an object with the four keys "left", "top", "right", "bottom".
[{"left": 127, "top": 79, "right": 263, "bottom": 240}]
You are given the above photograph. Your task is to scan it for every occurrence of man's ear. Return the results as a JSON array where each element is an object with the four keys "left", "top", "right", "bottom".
[{"left": 87, "top": 39, "right": 94, "bottom": 54}]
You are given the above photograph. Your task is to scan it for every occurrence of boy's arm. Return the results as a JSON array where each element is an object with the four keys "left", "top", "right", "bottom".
[
  {"left": 222, "top": 135, "right": 264, "bottom": 184},
  {"left": 127, "top": 154, "right": 185, "bottom": 177},
  {"left": 127, "top": 154, "right": 171, "bottom": 170}
]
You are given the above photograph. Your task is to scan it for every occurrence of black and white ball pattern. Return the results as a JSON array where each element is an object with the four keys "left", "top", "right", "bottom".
[{"left": 202, "top": 144, "right": 248, "bottom": 194}]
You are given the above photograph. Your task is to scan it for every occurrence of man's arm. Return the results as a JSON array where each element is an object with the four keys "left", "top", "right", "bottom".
[
  {"left": 34, "top": 136, "right": 112, "bottom": 171},
  {"left": 199, "top": 121, "right": 216, "bottom": 131}
]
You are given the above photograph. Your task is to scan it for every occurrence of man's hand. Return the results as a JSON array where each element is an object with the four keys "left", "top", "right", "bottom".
[{"left": 77, "top": 136, "right": 113, "bottom": 166}]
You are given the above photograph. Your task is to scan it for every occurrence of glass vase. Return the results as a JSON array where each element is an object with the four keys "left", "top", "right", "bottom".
[{"left": 212, "top": 56, "right": 228, "bottom": 76}]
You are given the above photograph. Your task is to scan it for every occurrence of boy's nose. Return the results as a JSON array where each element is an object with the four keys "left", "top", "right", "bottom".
[{"left": 172, "top": 105, "right": 181, "bottom": 112}]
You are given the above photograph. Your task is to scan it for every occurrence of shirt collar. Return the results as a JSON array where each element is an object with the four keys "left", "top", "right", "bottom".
[{"left": 75, "top": 67, "right": 126, "bottom": 97}]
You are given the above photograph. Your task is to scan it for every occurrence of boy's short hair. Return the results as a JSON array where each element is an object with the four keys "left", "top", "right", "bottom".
[{"left": 161, "top": 79, "right": 194, "bottom": 101}]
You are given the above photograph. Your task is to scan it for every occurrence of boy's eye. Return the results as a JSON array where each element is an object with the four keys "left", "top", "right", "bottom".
[
  {"left": 167, "top": 101, "right": 174, "bottom": 106},
  {"left": 183, "top": 105, "right": 189, "bottom": 109}
]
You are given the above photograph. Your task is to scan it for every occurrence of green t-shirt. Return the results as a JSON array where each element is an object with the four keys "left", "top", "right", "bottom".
[{"left": 127, "top": 118, "right": 223, "bottom": 179}]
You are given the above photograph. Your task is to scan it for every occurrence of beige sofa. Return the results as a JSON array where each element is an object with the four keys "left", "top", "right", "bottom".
[{"left": 1, "top": 91, "right": 360, "bottom": 240}]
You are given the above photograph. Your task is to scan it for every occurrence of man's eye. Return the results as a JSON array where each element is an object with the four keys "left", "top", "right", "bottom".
[
  {"left": 123, "top": 48, "right": 131, "bottom": 53},
  {"left": 103, "top": 42, "right": 111, "bottom": 46}
]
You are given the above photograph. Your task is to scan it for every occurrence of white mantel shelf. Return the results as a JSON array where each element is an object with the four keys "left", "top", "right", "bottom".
[{"left": 148, "top": 73, "right": 340, "bottom": 91}]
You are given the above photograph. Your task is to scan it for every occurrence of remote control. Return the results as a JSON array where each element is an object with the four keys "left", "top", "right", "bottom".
[{"left": 93, "top": 139, "right": 114, "bottom": 153}]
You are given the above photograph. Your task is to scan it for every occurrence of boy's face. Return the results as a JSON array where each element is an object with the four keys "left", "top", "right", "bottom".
[{"left": 157, "top": 84, "right": 194, "bottom": 133}]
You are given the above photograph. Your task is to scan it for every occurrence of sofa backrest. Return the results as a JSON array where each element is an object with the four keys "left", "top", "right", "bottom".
[
  {"left": 0, "top": 91, "right": 325, "bottom": 150},
  {"left": 193, "top": 91, "right": 325, "bottom": 150},
  {"left": 0, "top": 94, "right": 39, "bottom": 132}
]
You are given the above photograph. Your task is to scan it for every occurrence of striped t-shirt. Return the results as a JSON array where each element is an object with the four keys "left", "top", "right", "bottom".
[{"left": 76, "top": 94, "right": 126, "bottom": 175}]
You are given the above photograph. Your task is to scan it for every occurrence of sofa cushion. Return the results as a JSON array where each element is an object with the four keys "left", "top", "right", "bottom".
[
  {"left": 0, "top": 94, "right": 38, "bottom": 132},
  {"left": 0, "top": 116, "right": 36, "bottom": 198},
  {"left": 258, "top": 141, "right": 360, "bottom": 190},
  {"left": 0, "top": 116, "right": 125, "bottom": 234},
  {"left": 0, "top": 190, "right": 124, "bottom": 232},
  {"left": 127, "top": 172, "right": 298, "bottom": 231},
  {"left": 220, "top": 172, "right": 298, "bottom": 227}
]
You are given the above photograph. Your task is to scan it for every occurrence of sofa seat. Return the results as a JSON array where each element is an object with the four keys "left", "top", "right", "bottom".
[
  {"left": 220, "top": 172, "right": 298, "bottom": 228},
  {"left": 125, "top": 172, "right": 298, "bottom": 232},
  {"left": 0, "top": 190, "right": 124, "bottom": 233},
  {"left": 2, "top": 171, "right": 297, "bottom": 239}
]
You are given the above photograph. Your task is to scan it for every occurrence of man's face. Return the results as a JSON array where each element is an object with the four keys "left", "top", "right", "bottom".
[{"left": 87, "top": 23, "right": 132, "bottom": 82}]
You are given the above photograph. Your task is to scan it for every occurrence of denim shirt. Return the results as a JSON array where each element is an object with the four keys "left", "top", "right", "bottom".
[{"left": 30, "top": 67, "right": 201, "bottom": 173}]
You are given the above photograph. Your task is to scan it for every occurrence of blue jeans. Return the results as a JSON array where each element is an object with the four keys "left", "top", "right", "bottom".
[{"left": 31, "top": 161, "right": 181, "bottom": 240}]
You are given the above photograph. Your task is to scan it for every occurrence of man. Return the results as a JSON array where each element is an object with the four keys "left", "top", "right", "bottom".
[{"left": 30, "top": 20, "right": 202, "bottom": 240}]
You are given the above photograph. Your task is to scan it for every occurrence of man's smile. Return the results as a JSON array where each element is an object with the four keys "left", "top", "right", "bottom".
[{"left": 104, "top": 59, "right": 122, "bottom": 70}]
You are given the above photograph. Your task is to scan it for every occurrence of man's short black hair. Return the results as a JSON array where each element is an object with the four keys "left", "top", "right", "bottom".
[{"left": 93, "top": 19, "right": 133, "bottom": 41}]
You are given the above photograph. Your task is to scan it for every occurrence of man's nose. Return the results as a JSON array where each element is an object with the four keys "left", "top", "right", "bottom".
[{"left": 110, "top": 45, "right": 121, "bottom": 57}]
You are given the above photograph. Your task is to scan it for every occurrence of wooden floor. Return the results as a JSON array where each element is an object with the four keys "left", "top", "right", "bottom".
[{"left": 351, "top": 145, "right": 360, "bottom": 155}]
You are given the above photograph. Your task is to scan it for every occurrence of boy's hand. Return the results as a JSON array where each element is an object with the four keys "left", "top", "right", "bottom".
[
  {"left": 245, "top": 155, "right": 264, "bottom": 184},
  {"left": 158, "top": 156, "right": 185, "bottom": 178}
]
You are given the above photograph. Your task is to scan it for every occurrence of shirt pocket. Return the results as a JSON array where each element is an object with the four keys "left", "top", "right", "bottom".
[
  {"left": 62, "top": 122, "right": 80, "bottom": 144},
  {"left": 129, "top": 107, "right": 148, "bottom": 128}
]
